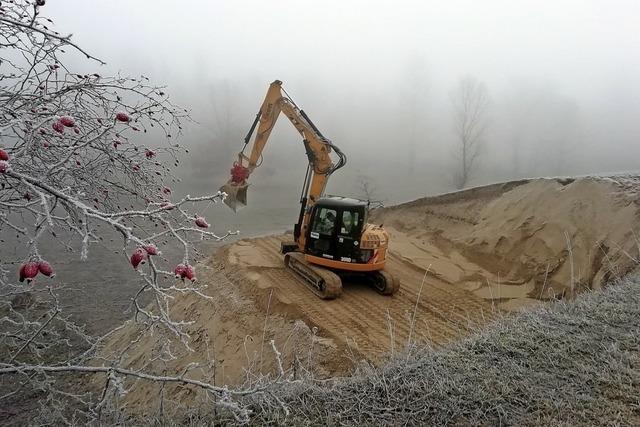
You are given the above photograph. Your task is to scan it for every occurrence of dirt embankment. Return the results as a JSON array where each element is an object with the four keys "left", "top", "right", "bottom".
[
  {"left": 375, "top": 176, "right": 640, "bottom": 310},
  {"left": 101, "top": 176, "right": 640, "bottom": 410}
]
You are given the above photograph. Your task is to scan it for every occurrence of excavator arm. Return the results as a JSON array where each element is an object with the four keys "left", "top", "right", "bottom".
[{"left": 221, "top": 80, "right": 346, "bottom": 248}]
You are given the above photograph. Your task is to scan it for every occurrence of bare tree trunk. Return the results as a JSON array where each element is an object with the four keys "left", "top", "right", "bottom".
[{"left": 450, "top": 76, "right": 490, "bottom": 189}]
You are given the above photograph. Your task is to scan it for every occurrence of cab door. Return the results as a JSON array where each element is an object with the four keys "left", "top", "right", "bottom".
[
  {"left": 336, "top": 209, "right": 363, "bottom": 263},
  {"left": 306, "top": 206, "right": 338, "bottom": 259}
]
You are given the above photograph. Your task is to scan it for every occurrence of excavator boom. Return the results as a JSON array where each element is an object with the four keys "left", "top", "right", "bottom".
[{"left": 221, "top": 80, "right": 345, "bottom": 247}]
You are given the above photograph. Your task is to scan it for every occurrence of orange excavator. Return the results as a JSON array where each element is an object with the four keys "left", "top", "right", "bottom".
[{"left": 221, "top": 80, "right": 399, "bottom": 299}]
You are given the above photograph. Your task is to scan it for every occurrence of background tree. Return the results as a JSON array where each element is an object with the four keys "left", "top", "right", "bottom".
[
  {"left": 450, "top": 76, "right": 490, "bottom": 189},
  {"left": 500, "top": 81, "right": 581, "bottom": 179},
  {"left": 399, "top": 55, "right": 430, "bottom": 177},
  {"left": 187, "top": 78, "right": 247, "bottom": 191},
  {"left": 355, "top": 173, "right": 384, "bottom": 211}
]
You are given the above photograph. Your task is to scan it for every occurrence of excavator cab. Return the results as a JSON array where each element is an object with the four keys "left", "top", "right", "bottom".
[
  {"left": 306, "top": 197, "right": 367, "bottom": 263},
  {"left": 294, "top": 196, "right": 398, "bottom": 298}
]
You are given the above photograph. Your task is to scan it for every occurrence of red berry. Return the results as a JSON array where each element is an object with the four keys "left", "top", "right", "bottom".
[
  {"left": 52, "top": 121, "right": 64, "bottom": 134},
  {"left": 0, "top": 149, "right": 8, "bottom": 161},
  {"left": 115, "top": 112, "right": 130, "bottom": 123},
  {"left": 38, "top": 261, "right": 55, "bottom": 277},
  {"left": 21, "top": 262, "right": 40, "bottom": 283},
  {"left": 132, "top": 164, "right": 140, "bottom": 171},
  {"left": 195, "top": 217, "right": 209, "bottom": 228},
  {"left": 0, "top": 161, "right": 9, "bottom": 173},
  {"left": 130, "top": 248, "right": 147, "bottom": 269},
  {"left": 174, "top": 263, "right": 186, "bottom": 278},
  {"left": 144, "top": 244, "right": 159, "bottom": 256},
  {"left": 184, "top": 265, "right": 196, "bottom": 282},
  {"left": 145, "top": 149, "right": 155, "bottom": 159},
  {"left": 59, "top": 116, "right": 75, "bottom": 127}
]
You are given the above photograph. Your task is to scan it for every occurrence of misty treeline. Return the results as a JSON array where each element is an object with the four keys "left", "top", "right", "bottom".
[{"left": 172, "top": 60, "right": 636, "bottom": 205}]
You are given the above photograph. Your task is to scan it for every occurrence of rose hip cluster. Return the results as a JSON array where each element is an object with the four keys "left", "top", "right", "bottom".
[
  {"left": 46, "top": 111, "right": 131, "bottom": 139},
  {"left": 51, "top": 115, "right": 80, "bottom": 135},
  {"left": 19, "top": 260, "right": 55, "bottom": 283},
  {"left": 129, "top": 244, "right": 159, "bottom": 268},
  {"left": 173, "top": 263, "right": 196, "bottom": 282},
  {"left": 129, "top": 244, "right": 197, "bottom": 282}
]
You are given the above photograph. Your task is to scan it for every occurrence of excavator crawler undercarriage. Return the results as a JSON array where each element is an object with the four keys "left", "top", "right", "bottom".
[
  {"left": 284, "top": 251, "right": 400, "bottom": 299},
  {"left": 284, "top": 252, "right": 342, "bottom": 299}
]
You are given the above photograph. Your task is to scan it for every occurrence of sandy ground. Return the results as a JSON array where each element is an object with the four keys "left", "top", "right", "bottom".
[
  {"left": 101, "top": 175, "right": 640, "bottom": 410},
  {"left": 225, "top": 235, "right": 498, "bottom": 352}
]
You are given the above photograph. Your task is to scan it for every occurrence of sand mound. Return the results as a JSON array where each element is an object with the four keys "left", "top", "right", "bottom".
[
  {"left": 100, "top": 175, "right": 640, "bottom": 411},
  {"left": 374, "top": 176, "right": 640, "bottom": 308}
]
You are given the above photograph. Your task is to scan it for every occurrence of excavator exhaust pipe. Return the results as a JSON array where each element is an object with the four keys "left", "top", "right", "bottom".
[{"left": 220, "top": 181, "right": 249, "bottom": 212}]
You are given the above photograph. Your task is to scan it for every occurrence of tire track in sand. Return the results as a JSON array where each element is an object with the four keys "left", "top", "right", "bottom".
[{"left": 225, "top": 235, "right": 500, "bottom": 360}]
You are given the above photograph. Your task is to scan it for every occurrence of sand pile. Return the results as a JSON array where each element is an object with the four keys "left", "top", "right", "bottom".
[{"left": 375, "top": 176, "right": 640, "bottom": 309}]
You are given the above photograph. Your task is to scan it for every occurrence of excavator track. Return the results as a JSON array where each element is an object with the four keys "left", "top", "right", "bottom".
[
  {"left": 284, "top": 252, "right": 343, "bottom": 299},
  {"left": 370, "top": 269, "right": 400, "bottom": 295}
]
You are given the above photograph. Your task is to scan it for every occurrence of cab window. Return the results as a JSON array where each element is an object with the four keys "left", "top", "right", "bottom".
[
  {"left": 340, "top": 210, "right": 359, "bottom": 236},
  {"left": 312, "top": 207, "right": 337, "bottom": 235}
]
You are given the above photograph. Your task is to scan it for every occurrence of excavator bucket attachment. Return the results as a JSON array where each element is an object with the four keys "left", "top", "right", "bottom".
[{"left": 220, "top": 181, "right": 249, "bottom": 211}]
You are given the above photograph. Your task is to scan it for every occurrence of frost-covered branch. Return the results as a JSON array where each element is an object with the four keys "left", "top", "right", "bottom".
[{"left": 0, "top": 1, "right": 245, "bottom": 423}]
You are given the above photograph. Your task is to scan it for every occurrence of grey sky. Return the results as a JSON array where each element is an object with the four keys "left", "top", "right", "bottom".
[
  {"left": 51, "top": 0, "right": 639, "bottom": 99},
  {"left": 47, "top": 0, "right": 640, "bottom": 201}
]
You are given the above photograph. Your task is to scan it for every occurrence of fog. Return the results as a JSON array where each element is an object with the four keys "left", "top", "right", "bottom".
[{"left": 50, "top": 0, "right": 640, "bottom": 221}]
